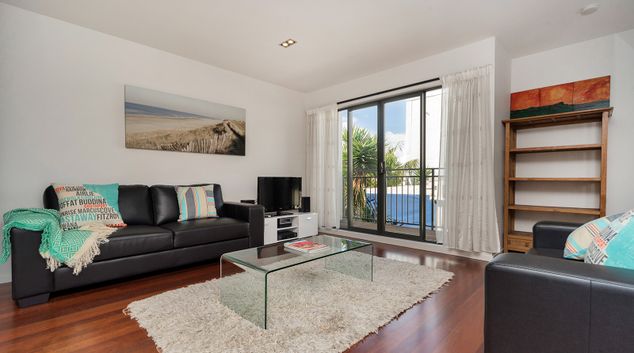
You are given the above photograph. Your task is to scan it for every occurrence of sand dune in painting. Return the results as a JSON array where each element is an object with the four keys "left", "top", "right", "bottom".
[
  {"left": 125, "top": 114, "right": 246, "bottom": 156},
  {"left": 125, "top": 116, "right": 221, "bottom": 134}
]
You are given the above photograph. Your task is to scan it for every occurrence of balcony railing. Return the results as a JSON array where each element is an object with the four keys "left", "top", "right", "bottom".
[{"left": 344, "top": 168, "right": 440, "bottom": 230}]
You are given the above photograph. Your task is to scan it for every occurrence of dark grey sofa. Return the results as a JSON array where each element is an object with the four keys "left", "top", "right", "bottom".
[
  {"left": 485, "top": 221, "right": 634, "bottom": 353},
  {"left": 10, "top": 184, "right": 264, "bottom": 307}
]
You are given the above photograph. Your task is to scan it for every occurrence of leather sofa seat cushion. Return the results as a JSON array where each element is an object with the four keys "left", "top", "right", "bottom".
[
  {"left": 93, "top": 225, "right": 173, "bottom": 262},
  {"left": 527, "top": 247, "right": 565, "bottom": 259},
  {"left": 162, "top": 217, "right": 249, "bottom": 248}
]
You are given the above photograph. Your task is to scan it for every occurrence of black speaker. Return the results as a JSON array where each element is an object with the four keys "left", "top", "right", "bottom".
[{"left": 300, "top": 196, "right": 310, "bottom": 213}]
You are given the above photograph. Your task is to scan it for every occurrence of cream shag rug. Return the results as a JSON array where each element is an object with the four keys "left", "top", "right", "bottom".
[{"left": 125, "top": 256, "right": 453, "bottom": 353}]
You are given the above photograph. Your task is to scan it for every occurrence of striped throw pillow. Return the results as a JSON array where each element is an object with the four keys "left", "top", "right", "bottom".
[
  {"left": 176, "top": 185, "right": 218, "bottom": 221},
  {"left": 564, "top": 213, "right": 622, "bottom": 260},
  {"left": 586, "top": 210, "right": 634, "bottom": 266}
]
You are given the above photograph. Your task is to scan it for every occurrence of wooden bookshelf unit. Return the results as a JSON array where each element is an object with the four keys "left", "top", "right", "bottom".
[{"left": 503, "top": 108, "right": 612, "bottom": 253}]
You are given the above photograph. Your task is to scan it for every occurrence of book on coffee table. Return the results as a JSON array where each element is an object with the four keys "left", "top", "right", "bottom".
[{"left": 284, "top": 240, "right": 329, "bottom": 254}]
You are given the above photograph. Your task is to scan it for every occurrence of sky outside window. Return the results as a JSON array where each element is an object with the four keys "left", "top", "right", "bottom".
[{"left": 346, "top": 89, "right": 441, "bottom": 167}]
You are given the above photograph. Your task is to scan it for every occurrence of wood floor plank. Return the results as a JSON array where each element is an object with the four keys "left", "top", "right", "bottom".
[{"left": 0, "top": 240, "right": 487, "bottom": 353}]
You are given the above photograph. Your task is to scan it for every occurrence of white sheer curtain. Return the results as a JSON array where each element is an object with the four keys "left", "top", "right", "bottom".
[
  {"left": 438, "top": 65, "right": 500, "bottom": 253},
  {"left": 305, "top": 105, "right": 341, "bottom": 228}
]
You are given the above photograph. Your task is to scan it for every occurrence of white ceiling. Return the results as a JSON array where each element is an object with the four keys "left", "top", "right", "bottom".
[{"left": 2, "top": 0, "right": 634, "bottom": 92}]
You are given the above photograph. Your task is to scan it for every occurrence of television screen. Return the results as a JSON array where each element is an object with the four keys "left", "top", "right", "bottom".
[{"left": 257, "top": 177, "right": 301, "bottom": 213}]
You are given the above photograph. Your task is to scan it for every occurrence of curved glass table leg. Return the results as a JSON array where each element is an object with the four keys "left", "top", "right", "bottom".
[{"left": 219, "top": 257, "right": 267, "bottom": 328}]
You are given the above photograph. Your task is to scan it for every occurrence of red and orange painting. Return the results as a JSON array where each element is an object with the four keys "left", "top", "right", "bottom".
[{"left": 510, "top": 76, "right": 610, "bottom": 118}]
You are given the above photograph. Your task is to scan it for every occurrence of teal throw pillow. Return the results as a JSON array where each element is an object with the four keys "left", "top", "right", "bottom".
[
  {"left": 585, "top": 209, "right": 634, "bottom": 269},
  {"left": 564, "top": 213, "right": 622, "bottom": 260}
]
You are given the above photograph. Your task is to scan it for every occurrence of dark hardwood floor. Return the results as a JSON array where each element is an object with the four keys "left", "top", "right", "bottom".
[{"left": 0, "top": 240, "right": 486, "bottom": 353}]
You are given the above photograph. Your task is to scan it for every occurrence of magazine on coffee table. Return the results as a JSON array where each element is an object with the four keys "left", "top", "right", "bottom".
[{"left": 284, "top": 240, "right": 329, "bottom": 254}]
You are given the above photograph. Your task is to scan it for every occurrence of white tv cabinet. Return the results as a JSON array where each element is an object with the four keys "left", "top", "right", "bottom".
[{"left": 263, "top": 212, "right": 318, "bottom": 245}]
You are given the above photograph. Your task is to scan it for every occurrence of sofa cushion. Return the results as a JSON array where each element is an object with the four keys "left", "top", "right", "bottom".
[
  {"left": 119, "top": 185, "right": 154, "bottom": 225},
  {"left": 150, "top": 185, "right": 179, "bottom": 225},
  {"left": 210, "top": 184, "right": 224, "bottom": 216},
  {"left": 93, "top": 225, "right": 173, "bottom": 262},
  {"left": 151, "top": 184, "right": 226, "bottom": 225},
  {"left": 187, "top": 184, "right": 225, "bottom": 216},
  {"left": 53, "top": 183, "right": 126, "bottom": 230},
  {"left": 586, "top": 210, "right": 634, "bottom": 269},
  {"left": 161, "top": 217, "right": 248, "bottom": 248},
  {"left": 564, "top": 213, "right": 622, "bottom": 260},
  {"left": 176, "top": 185, "right": 218, "bottom": 221},
  {"left": 43, "top": 185, "right": 59, "bottom": 210},
  {"left": 44, "top": 184, "right": 154, "bottom": 226}
]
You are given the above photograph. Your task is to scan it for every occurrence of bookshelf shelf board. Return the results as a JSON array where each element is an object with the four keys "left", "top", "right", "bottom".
[
  {"left": 508, "top": 231, "right": 532, "bottom": 238},
  {"left": 508, "top": 204, "right": 601, "bottom": 216},
  {"left": 510, "top": 144, "right": 601, "bottom": 154},
  {"left": 509, "top": 177, "right": 601, "bottom": 182},
  {"left": 503, "top": 107, "right": 612, "bottom": 128}
]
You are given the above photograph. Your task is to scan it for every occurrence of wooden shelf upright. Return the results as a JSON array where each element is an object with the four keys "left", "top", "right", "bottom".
[{"left": 503, "top": 108, "right": 612, "bottom": 252}]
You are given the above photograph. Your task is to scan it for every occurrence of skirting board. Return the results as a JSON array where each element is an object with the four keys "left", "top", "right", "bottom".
[
  {"left": 321, "top": 228, "right": 493, "bottom": 262},
  {"left": 0, "top": 273, "right": 10, "bottom": 284}
]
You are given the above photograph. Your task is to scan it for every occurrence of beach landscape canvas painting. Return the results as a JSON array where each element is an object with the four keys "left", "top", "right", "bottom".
[{"left": 125, "top": 86, "right": 246, "bottom": 155}]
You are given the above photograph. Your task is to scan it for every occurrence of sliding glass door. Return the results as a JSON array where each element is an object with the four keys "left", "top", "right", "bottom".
[
  {"left": 383, "top": 94, "right": 422, "bottom": 238},
  {"left": 340, "top": 87, "right": 441, "bottom": 242},
  {"left": 341, "top": 105, "right": 379, "bottom": 233}
]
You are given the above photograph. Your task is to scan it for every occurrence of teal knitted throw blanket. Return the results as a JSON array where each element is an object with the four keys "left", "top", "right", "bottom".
[{"left": 1, "top": 208, "right": 115, "bottom": 274}]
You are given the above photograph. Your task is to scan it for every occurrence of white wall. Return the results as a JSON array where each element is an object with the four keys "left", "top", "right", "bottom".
[
  {"left": 493, "top": 39, "right": 512, "bottom": 242},
  {"left": 0, "top": 4, "right": 306, "bottom": 282},
  {"left": 305, "top": 38, "right": 497, "bottom": 109},
  {"left": 511, "top": 30, "right": 634, "bottom": 231},
  {"left": 610, "top": 30, "right": 634, "bottom": 213}
]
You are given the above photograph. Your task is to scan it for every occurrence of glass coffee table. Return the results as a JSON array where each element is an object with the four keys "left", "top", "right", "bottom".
[{"left": 218, "top": 234, "right": 373, "bottom": 329}]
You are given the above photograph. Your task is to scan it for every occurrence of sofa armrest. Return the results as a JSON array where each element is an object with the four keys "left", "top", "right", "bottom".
[
  {"left": 485, "top": 253, "right": 634, "bottom": 353},
  {"left": 532, "top": 221, "right": 582, "bottom": 250},
  {"left": 222, "top": 202, "right": 264, "bottom": 247},
  {"left": 10, "top": 229, "right": 54, "bottom": 305}
]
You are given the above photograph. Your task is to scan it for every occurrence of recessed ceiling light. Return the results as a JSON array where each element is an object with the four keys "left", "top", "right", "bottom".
[
  {"left": 580, "top": 3, "right": 600, "bottom": 15},
  {"left": 280, "top": 39, "right": 297, "bottom": 48}
]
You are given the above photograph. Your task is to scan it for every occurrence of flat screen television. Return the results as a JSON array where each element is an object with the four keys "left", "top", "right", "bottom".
[{"left": 257, "top": 177, "right": 301, "bottom": 215}]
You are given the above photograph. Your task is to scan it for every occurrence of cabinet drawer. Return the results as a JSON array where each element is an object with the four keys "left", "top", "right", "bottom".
[{"left": 506, "top": 234, "right": 533, "bottom": 252}]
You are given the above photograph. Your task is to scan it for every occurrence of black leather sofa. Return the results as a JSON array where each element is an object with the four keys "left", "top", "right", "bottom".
[
  {"left": 10, "top": 184, "right": 264, "bottom": 307},
  {"left": 485, "top": 221, "right": 634, "bottom": 353}
]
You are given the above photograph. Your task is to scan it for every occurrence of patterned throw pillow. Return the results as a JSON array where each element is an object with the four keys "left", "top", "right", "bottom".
[
  {"left": 176, "top": 185, "right": 218, "bottom": 221},
  {"left": 585, "top": 210, "right": 634, "bottom": 268},
  {"left": 564, "top": 213, "right": 622, "bottom": 260},
  {"left": 53, "top": 183, "right": 126, "bottom": 231},
  {"left": 600, "top": 220, "right": 634, "bottom": 270}
]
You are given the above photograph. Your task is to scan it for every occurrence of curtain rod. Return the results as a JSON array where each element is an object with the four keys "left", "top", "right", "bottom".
[{"left": 336, "top": 77, "right": 440, "bottom": 105}]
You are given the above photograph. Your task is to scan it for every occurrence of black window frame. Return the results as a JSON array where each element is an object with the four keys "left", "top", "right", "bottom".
[{"left": 338, "top": 85, "right": 442, "bottom": 243}]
